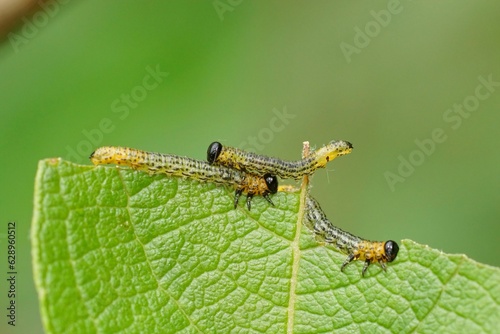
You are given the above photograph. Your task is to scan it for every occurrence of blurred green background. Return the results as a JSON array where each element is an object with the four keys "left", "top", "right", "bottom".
[{"left": 1, "top": 1, "right": 499, "bottom": 333}]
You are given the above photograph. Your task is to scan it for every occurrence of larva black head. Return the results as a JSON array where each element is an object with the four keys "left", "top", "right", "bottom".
[
  {"left": 263, "top": 173, "right": 278, "bottom": 194},
  {"left": 207, "top": 142, "right": 223, "bottom": 164},
  {"left": 384, "top": 240, "right": 399, "bottom": 262}
]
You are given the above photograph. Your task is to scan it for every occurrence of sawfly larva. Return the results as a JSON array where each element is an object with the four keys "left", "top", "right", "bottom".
[
  {"left": 207, "top": 140, "right": 353, "bottom": 180},
  {"left": 90, "top": 146, "right": 278, "bottom": 210},
  {"left": 304, "top": 195, "right": 399, "bottom": 276}
]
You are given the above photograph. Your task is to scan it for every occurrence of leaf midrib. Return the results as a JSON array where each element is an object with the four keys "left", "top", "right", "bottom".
[{"left": 286, "top": 174, "right": 309, "bottom": 333}]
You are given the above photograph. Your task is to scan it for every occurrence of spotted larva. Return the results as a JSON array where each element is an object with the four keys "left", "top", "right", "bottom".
[
  {"left": 89, "top": 146, "right": 278, "bottom": 210},
  {"left": 304, "top": 195, "right": 399, "bottom": 276},
  {"left": 207, "top": 140, "right": 353, "bottom": 180}
]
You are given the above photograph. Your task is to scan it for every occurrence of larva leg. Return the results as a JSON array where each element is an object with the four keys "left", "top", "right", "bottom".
[
  {"left": 263, "top": 193, "right": 275, "bottom": 206},
  {"left": 246, "top": 193, "right": 254, "bottom": 211},
  {"left": 361, "top": 259, "right": 371, "bottom": 277},
  {"left": 379, "top": 260, "right": 387, "bottom": 271},
  {"left": 233, "top": 189, "right": 243, "bottom": 209},
  {"left": 341, "top": 254, "right": 355, "bottom": 272}
]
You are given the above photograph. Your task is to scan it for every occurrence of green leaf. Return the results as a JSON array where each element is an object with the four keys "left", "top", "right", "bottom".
[{"left": 32, "top": 159, "right": 500, "bottom": 333}]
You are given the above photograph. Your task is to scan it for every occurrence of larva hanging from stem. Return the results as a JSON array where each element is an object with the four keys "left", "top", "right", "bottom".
[
  {"left": 89, "top": 146, "right": 278, "bottom": 210},
  {"left": 304, "top": 194, "right": 399, "bottom": 276},
  {"left": 206, "top": 140, "right": 353, "bottom": 180}
]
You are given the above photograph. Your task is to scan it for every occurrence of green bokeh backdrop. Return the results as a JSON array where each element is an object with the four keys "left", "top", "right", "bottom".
[{"left": 1, "top": 1, "right": 499, "bottom": 333}]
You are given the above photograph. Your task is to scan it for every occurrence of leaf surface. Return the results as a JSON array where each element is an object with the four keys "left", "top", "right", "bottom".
[{"left": 32, "top": 159, "right": 500, "bottom": 333}]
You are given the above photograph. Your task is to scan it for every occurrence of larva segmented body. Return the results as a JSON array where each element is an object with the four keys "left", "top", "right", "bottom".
[
  {"left": 89, "top": 146, "right": 278, "bottom": 210},
  {"left": 207, "top": 140, "right": 353, "bottom": 180},
  {"left": 305, "top": 195, "right": 399, "bottom": 276}
]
